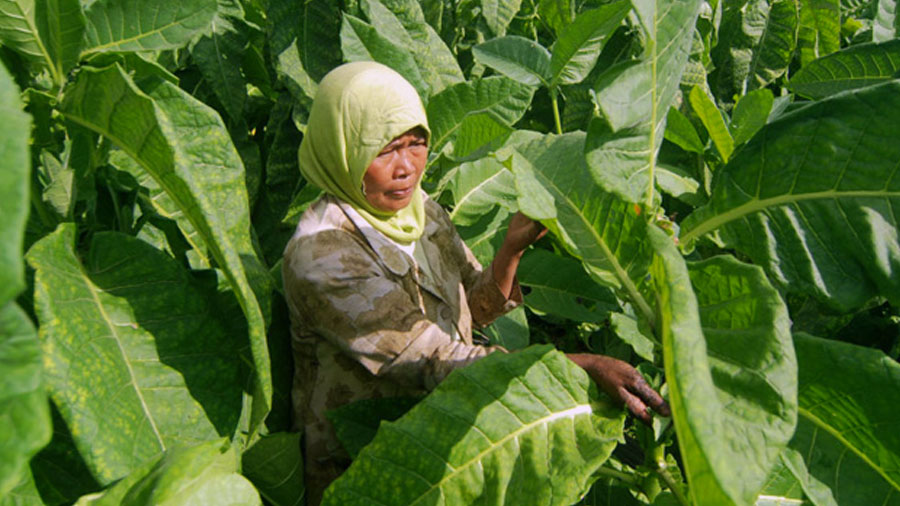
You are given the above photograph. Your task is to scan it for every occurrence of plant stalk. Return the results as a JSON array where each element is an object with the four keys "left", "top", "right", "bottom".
[
  {"left": 655, "top": 465, "right": 690, "bottom": 506},
  {"left": 550, "top": 88, "right": 563, "bottom": 135},
  {"left": 595, "top": 465, "right": 639, "bottom": 486}
]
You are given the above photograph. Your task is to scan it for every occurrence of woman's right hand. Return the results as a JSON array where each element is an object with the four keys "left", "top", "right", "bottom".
[{"left": 501, "top": 212, "right": 547, "bottom": 255}]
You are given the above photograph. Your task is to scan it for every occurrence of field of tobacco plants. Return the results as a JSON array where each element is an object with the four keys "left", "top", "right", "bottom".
[{"left": 2, "top": 0, "right": 900, "bottom": 504}]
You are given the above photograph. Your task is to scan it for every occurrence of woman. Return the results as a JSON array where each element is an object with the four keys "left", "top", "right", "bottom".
[{"left": 282, "top": 62, "right": 668, "bottom": 504}]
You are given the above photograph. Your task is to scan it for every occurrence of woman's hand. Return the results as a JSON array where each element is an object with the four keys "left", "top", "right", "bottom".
[
  {"left": 502, "top": 212, "right": 548, "bottom": 254},
  {"left": 566, "top": 353, "right": 670, "bottom": 425}
]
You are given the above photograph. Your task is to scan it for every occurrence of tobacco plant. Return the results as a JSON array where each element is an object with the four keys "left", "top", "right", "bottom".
[{"left": 1, "top": 0, "right": 899, "bottom": 505}]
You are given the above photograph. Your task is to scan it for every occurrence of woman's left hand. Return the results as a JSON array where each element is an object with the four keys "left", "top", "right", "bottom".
[
  {"left": 502, "top": 212, "right": 548, "bottom": 255},
  {"left": 566, "top": 353, "right": 670, "bottom": 425}
]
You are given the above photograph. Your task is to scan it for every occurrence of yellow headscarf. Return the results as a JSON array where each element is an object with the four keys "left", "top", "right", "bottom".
[{"left": 298, "top": 62, "right": 430, "bottom": 243}]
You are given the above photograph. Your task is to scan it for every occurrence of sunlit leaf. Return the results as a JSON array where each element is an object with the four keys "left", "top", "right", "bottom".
[
  {"left": 0, "top": 60, "right": 30, "bottom": 307},
  {"left": 548, "top": 1, "right": 630, "bottom": 86},
  {"left": 681, "top": 81, "right": 900, "bottom": 312},
  {"left": 448, "top": 156, "right": 517, "bottom": 226},
  {"left": 82, "top": 0, "right": 217, "bottom": 55},
  {"left": 731, "top": 88, "right": 774, "bottom": 146},
  {"left": 36, "top": 0, "right": 85, "bottom": 79},
  {"left": 481, "top": 0, "right": 522, "bottom": 36},
  {"left": 323, "top": 346, "right": 626, "bottom": 505},
  {"left": 689, "top": 85, "right": 734, "bottom": 162},
  {"left": 874, "top": 0, "right": 900, "bottom": 42},
  {"left": 473, "top": 35, "right": 552, "bottom": 87}
]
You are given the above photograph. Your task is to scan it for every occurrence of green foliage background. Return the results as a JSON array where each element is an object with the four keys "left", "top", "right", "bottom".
[{"left": 1, "top": 0, "right": 900, "bottom": 504}]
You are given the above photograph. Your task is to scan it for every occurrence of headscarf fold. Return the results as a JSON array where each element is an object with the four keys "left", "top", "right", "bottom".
[{"left": 298, "top": 62, "right": 430, "bottom": 243}]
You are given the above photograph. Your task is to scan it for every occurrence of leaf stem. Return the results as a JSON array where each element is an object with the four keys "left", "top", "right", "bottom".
[
  {"left": 550, "top": 88, "right": 563, "bottom": 135},
  {"left": 595, "top": 465, "right": 639, "bottom": 486},
  {"left": 655, "top": 465, "right": 690, "bottom": 506}
]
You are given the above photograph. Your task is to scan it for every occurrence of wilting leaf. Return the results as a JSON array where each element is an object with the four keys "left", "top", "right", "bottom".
[
  {"left": 27, "top": 225, "right": 245, "bottom": 483},
  {"left": 0, "top": 61, "right": 30, "bottom": 307},
  {"left": 74, "top": 439, "right": 261, "bottom": 505},
  {"left": 82, "top": 0, "right": 217, "bottom": 54},
  {"left": 788, "top": 39, "right": 900, "bottom": 99},
  {"left": 323, "top": 346, "right": 626, "bottom": 505},
  {"left": 242, "top": 432, "right": 305, "bottom": 506},
  {"left": 587, "top": 0, "right": 701, "bottom": 204},
  {"left": 681, "top": 81, "right": 900, "bottom": 312},
  {"left": 0, "top": 303, "right": 51, "bottom": 499},
  {"left": 60, "top": 65, "right": 272, "bottom": 432},
  {"left": 785, "top": 333, "right": 900, "bottom": 504}
]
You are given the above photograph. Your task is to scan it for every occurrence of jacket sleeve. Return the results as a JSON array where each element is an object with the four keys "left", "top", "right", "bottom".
[
  {"left": 282, "top": 228, "right": 505, "bottom": 391},
  {"left": 430, "top": 204, "right": 523, "bottom": 328}
]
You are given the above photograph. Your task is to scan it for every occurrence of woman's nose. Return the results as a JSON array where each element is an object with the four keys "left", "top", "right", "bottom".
[{"left": 393, "top": 150, "right": 415, "bottom": 178}]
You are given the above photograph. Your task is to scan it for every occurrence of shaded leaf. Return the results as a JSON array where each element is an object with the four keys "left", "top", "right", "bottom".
[
  {"left": 517, "top": 248, "right": 618, "bottom": 324},
  {"left": 681, "top": 81, "right": 900, "bottom": 312},
  {"left": 473, "top": 35, "right": 552, "bottom": 87},
  {"left": 786, "top": 333, "right": 900, "bottom": 504},
  {"left": 0, "top": 303, "right": 51, "bottom": 499},
  {"left": 587, "top": 0, "right": 702, "bottom": 204},
  {"left": 190, "top": 14, "right": 248, "bottom": 121},
  {"left": 482, "top": 306, "right": 530, "bottom": 350},
  {"left": 548, "top": 1, "right": 630, "bottom": 86},
  {"left": 26, "top": 226, "right": 245, "bottom": 483},
  {"left": 82, "top": 0, "right": 217, "bottom": 54},
  {"left": 60, "top": 65, "right": 272, "bottom": 431},
  {"left": 0, "top": 60, "right": 30, "bottom": 307},
  {"left": 788, "top": 39, "right": 900, "bottom": 99},
  {"left": 74, "top": 439, "right": 261, "bottom": 505},
  {"left": 664, "top": 107, "right": 704, "bottom": 154},
  {"left": 326, "top": 397, "right": 421, "bottom": 459},
  {"left": 776, "top": 447, "right": 838, "bottom": 506},
  {"left": 323, "top": 346, "right": 626, "bottom": 505},
  {"left": 538, "top": 0, "right": 573, "bottom": 36},
  {"left": 242, "top": 432, "right": 305, "bottom": 506},
  {"left": 340, "top": 13, "right": 429, "bottom": 99}
]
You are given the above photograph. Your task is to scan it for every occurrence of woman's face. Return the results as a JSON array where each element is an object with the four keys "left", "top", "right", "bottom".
[{"left": 363, "top": 127, "right": 428, "bottom": 213}]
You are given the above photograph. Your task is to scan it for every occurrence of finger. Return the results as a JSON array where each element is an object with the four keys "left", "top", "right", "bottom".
[
  {"left": 630, "top": 378, "right": 671, "bottom": 417},
  {"left": 621, "top": 390, "right": 652, "bottom": 426}
]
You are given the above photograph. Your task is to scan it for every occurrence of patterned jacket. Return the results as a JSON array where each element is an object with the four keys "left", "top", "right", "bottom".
[{"left": 282, "top": 193, "right": 521, "bottom": 501}]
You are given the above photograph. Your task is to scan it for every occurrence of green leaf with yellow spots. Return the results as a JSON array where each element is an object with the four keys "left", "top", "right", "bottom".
[
  {"left": 59, "top": 64, "right": 272, "bottom": 435},
  {"left": 322, "top": 345, "right": 625, "bottom": 505},
  {"left": 26, "top": 225, "right": 245, "bottom": 484}
]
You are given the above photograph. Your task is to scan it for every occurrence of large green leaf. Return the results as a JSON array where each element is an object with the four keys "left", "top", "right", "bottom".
[
  {"left": 82, "top": 0, "right": 217, "bottom": 55},
  {"left": 586, "top": 0, "right": 701, "bottom": 205},
  {"left": 36, "top": 0, "right": 85, "bottom": 80},
  {"left": 681, "top": 81, "right": 900, "bottom": 312},
  {"left": 0, "top": 60, "right": 30, "bottom": 308},
  {"left": 0, "top": 303, "right": 51, "bottom": 499},
  {"left": 731, "top": 88, "right": 774, "bottom": 147},
  {"left": 472, "top": 35, "right": 552, "bottom": 87},
  {"left": 340, "top": 13, "right": 429, "bottom": 99},
  {"left": 711, "top": 0, "right": 799, "bottom": 100},
  {"left": 242, "top": 432, "right": 305, "bottom": 506},
  {"left": 426, "top": 76, "right": 534, "bottom": 155},
  {"left": 511, "top": 133, "right": 657, "bottom": 325},
  {"left": 689, "top": 85, "right": 734, "bottom": 162},
  {"left": 363, "top": 0, "right": 463, "bottom": 94},
  {"left": 447, "top": 156, "right": 517, "bottom": 226},
  {"left": 326, "top": 397, "right": 420, "bottom": 459},
  {"left": 481, "top": 0, "right": 522, "bottom": 36},
  {"left": 786, "top": 333, "right": 900, "bottom": 504},
  {"left": 548, "top": 2, "right": 630, "bottom": 86},
  {"left": 26, "top": 225, "right": 246, "bottom": 483},
  {"left": 74, "top": 439, "right": 261, "bottom": 505},
  {"left": 60, "top": 65, "right": 272, "bottom": 432},
  {"left": 797, "top": 0, "right": 840, "bottom": 67},
  {"left": 874, "top": 0, "right": 900, "bottom": 42},
  {"left": 649, "top": 228, "right": 797, "bottom": 506},
  {"left": 788, "top": 39, "right": 900, "bottom": 99},
  {"left": 538, "top": 0, "right": 573, "bottom": 36},
  {"left": 322, "top": 345, "right": 626, "bottom": 505}
]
